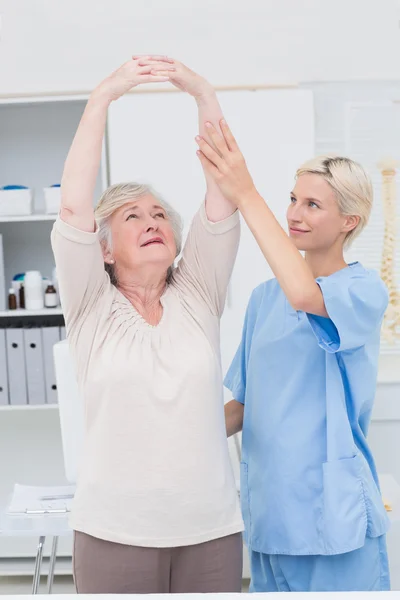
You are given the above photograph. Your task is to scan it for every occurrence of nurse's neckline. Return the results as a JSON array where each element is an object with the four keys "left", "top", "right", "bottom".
[{"left": 314, "top": 261, "right": 359, "bottom": 280}]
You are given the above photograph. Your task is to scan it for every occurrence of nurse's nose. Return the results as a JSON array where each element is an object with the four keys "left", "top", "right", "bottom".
[{"left": 288, "top": 200, "right": 304, "bottom": 222}]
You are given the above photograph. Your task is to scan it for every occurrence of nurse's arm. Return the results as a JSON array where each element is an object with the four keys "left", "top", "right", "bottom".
[
  {"left": 225, "top": 400, "right": 244, "bottom": 437},
  {"left": 233, "top": 191, "right": 328, "bottom": 316},
  {"left": 195, "top": 121, "right": 329, "bottom": 317}
]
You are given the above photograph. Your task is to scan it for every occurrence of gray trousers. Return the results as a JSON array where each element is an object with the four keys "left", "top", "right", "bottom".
[{"left": 73, "top": 530, "right": 243, "bottom": 594}]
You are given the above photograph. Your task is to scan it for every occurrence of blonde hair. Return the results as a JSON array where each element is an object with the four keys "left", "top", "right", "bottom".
[
  {"left": 296, "top": 155, "right": 373, "bottom": 247},
  {"left": 95, "top": 182, "right": 183, "bottom": 284}
]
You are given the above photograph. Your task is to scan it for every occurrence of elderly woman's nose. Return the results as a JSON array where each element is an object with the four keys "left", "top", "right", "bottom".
[{"left": 145, "top": 217, "right": 158, "bottom": 231}]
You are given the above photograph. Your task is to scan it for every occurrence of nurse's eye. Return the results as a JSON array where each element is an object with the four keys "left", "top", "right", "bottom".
[
  {"left": 126, "top": 213, "right": 138, "bottom": 220},
  {"left": 290, "top": 196, "right": 296, "bottom": 204},
  {"left": 308, "top": 201, "right": 319, "bottom": 209}
]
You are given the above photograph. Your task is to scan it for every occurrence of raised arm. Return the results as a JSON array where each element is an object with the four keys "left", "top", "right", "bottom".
[
  {"left": 196, "top": 121, "right": 329, "bottom": 317},
  {"left": 52, "top": 56, "right": 177, "bottom": 332},
  {"left": 143, "top": 57, "right": 236, "bottom": 222},
  {"left": 60, "top": 56, "right": 176, "bottom": 233}
]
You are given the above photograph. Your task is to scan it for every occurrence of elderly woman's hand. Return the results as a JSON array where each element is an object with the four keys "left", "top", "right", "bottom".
[
  {"left": 137, "top": 56, "right": 214, "bottom": 100},
  {"left": 93, "top": 56, "right": 176, "bottom": 103},
  {"left": 195, "top": 120, "right": 258, "bottom": 207}
]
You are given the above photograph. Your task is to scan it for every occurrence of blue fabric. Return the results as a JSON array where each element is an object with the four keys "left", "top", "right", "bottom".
[
  {"left": 224, "top": 262, "right": 390, "bottom": 556},
  {"left": 248, "top": 535, "right": 390, "bottom": 592}
]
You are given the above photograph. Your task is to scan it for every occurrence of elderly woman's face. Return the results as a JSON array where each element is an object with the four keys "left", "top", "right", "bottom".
[{"left": 108, "top": 194, "right": 177, "bottom": 275}]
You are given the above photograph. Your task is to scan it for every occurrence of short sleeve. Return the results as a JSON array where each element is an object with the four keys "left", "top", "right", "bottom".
[
  {"left": 173, "top": 202, "right": 240, "bottom": 317},
  {"left": 307, "top": 267, "right": 388, "bottom": 353},
  {"left": 51, "top": 217, "right": 108, "bottom": 332},
  {"left": 224, "top": 285, "right": 263, "bottom": 404}
]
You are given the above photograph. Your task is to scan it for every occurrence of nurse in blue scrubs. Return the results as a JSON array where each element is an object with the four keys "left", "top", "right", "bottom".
[{"left": 196, "top": 122, "right": 391, "bottom": 592}]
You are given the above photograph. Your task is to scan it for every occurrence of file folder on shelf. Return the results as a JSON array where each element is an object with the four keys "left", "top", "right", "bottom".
[
  {"left": 0, "top": 328, "right": 9, "bottom": 405},
  {"left": 42, "top": 326, "right": 60, "bottom": 404},
  {"left": 0, "top": 234, "right": 5, "bottom": 311},
  {"left": 6, "top": 328, "right": 27, "bottom": 405},
  {"left": 24, "top": 327, "right": 46, "bottom": 405}
]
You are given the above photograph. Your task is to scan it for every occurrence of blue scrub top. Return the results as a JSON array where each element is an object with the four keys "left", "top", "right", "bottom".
[{"left": 225, "top": 262, "right": 390, "bottom": 556}]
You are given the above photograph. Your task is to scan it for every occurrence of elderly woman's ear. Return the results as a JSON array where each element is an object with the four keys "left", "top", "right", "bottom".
[{"left": 101, "top": 242, "right": 114, "bottom": 265}]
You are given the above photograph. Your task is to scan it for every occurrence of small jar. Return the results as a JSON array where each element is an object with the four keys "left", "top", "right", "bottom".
[
  {"left": 44, "top": 283, "right": 58, "bottom": 308},
  {"left": 8, "top": 288, "right": 17, "bottom": 310}
]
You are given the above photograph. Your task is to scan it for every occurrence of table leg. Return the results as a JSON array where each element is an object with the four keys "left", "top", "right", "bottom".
[
  {"left": 46, "top": 536, "right": 58, "bottom": 594},
  {"left": 32, "top": 535, "right": 46, "bottom": 594}
]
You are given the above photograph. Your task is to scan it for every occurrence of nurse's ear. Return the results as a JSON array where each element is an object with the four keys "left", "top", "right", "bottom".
[{"left": 341, "top": 215, "right": 360, "bottom": 234}]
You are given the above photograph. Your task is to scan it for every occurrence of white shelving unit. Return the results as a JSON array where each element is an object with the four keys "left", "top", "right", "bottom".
[
  {"left": 0, "top": 404, "right": 59, "bottom": 412},
  {"left": 0, "top": 215, "right": 57, "bottom": 223},
  {"left": 0, "top": 308, "right": 63, "bottom": 318},
  {"left": 0, "top": 95, "right": 107, "bottom": 568}
]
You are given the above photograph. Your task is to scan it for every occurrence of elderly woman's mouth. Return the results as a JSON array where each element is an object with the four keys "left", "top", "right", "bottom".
[{"left": 140, "top": 237, "right": 164, "bottom": 247}]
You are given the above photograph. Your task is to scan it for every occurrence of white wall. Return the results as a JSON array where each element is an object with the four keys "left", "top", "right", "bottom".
[{"left": 0, "top": 0, "right": 400, "bottom": 97}]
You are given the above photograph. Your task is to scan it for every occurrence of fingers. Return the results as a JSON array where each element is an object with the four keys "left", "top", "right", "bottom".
[
  {"left": 219, "top": 119, "right": 239, "bottom": 152},
  {"left": 196, "top": 150, "right": 220, "bottom": 179},
  {"left": 138, "top": 59, "right": 174, "bottom": 67},
  {"left": 138, "top": 64, "right": 176, "bottom": 75},
  {"left": 150, "top": 69, "right": 175, "bottom": 77},
  {"left": 133, "top": 54, "right": 174, "bottom": 63},
  {"left": 195, "top": 135, "right": 224, "bottom": 169},
  {"left": 140, "top": 74, "right": 171, "bottom": 83},
  {"left": 204, "top": 122, "right": 230, "bottom": 158}
]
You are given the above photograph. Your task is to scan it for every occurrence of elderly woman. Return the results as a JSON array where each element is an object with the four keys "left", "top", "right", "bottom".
[{"left": 51, "top": 56, "right": 243, "bottom": 594}]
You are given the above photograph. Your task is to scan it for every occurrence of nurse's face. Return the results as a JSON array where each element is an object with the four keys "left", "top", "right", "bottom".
[{"left": 286, "top": 173, "right": 349, "bottom": 252}]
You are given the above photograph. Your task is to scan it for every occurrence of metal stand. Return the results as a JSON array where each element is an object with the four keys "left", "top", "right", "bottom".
[
  {"left": 32, "top": 535, "right": 46, "bottom": 594},
  {"left": 31, "top": 535, "right": 59, "bottom": 594},
  {"left": 47, "top": 536, "right": 59, "bottom": 593}
]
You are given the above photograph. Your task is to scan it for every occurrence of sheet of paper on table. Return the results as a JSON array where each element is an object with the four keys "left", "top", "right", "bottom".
[{"left": 6, "top": 484, "right": 75, "bottom": 515}]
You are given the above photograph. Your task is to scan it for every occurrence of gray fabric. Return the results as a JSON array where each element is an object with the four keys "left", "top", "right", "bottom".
[{"left": 73, "top": 530, "right": 243, "bottom": 594}]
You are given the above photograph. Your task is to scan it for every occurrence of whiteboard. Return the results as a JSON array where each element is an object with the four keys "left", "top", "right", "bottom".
[{"left": 107, "top": 88, "right": 315, "bottom": 380}]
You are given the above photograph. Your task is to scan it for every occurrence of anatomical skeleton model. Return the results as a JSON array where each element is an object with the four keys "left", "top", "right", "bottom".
[{"left": 378, "top": 159, "right": 400, "bottom": 343}]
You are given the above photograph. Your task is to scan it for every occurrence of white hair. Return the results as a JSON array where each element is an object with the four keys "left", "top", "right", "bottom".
[
  {"left": 296, "top": 155, "right": 373, "bottom": 247},
  {"left": 95, "top": 182, "right": 183, "bottom": 284}
]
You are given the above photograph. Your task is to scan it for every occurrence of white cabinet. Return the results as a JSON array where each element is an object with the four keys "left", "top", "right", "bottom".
[{"left": 0, "top": 96, "right": 106, "bottom": 562}]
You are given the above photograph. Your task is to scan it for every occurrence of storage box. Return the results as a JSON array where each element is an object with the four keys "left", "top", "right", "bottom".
[
  {"left": 0, "top": 186, "right": 33, "bottom": 216},
  {"left": 44, "top": 185, "right": 61, "bottom": 214}
]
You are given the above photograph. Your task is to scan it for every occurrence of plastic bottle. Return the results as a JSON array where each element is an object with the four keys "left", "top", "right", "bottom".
[{"left": 24, "top": 271, "right": 44, "bottom": 310}]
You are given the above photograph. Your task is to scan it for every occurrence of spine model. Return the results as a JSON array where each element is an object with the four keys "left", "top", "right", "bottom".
[{"left": 378, "top": 159, "right": 400, "bottom": 343}]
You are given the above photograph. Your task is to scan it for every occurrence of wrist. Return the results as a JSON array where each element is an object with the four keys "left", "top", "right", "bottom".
[
  {"left": 237, "top": 188, "right": 263, "bottom": 211},
  {"left": 195, "top": 85, "right": 217, "bottom": 105},
  {"left": 89, "top": 85, "right": 114, "bottom": 109}
]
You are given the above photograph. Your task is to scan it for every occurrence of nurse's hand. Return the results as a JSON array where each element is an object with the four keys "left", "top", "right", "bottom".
[
  {"left": 139, "top": 57, "right": 214, "bottom": 100},
  {"left": 93, "top": 56, "right": 176, "bottom": 104},
  {"left": 195, "top": 120, "right": 258, "bottom": 207}
]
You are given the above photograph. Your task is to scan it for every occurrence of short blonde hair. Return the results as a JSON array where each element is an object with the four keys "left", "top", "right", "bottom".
[
  {"left": 95, "top": 182, "right": 183, "bottom": 284},
  {"left": 296, "top": 155, "right": 373, "bottom": 247}
]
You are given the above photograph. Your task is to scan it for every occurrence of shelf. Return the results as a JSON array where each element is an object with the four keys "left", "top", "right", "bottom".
[
  {"left": 0, "top": 308, "right": 63, "bottom": 317},
  {"left": 0, "top": 556, "right": 72, "bottom": 577},
  {"left": 0, "top": 214, "right": 57, "bottom": 223},
  {"left": 0, "top": 404, "right": 58, "bottom": 411}
]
